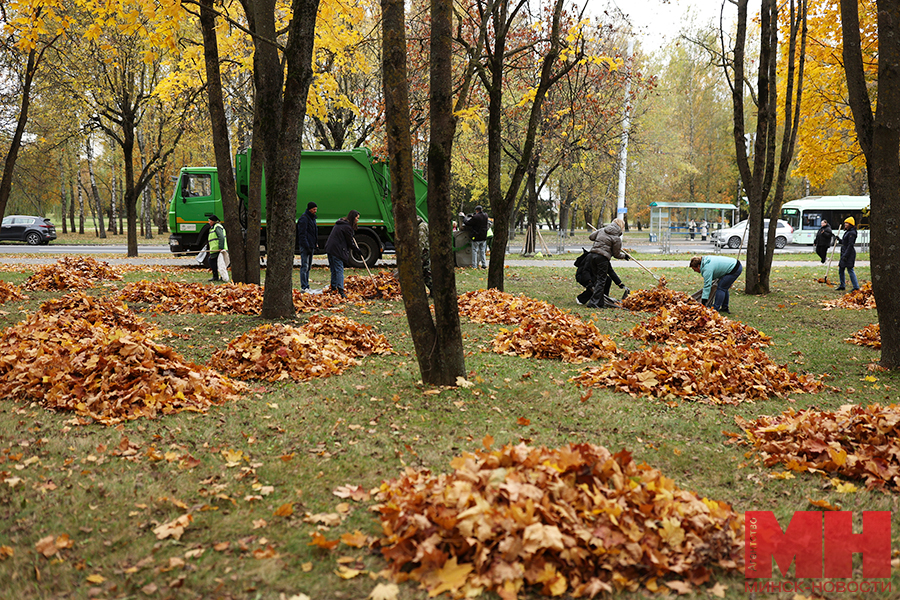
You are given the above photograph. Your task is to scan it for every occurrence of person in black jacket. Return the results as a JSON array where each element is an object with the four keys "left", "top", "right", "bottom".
[
  {"left": 814, "top": 219, "right": 834, "bottom": 264},
  {"left": 836, "top": 216, "right": 859, "bottom": 291},
  {"left": 324, "top": 210, "right": 359, "bottom": 298},
  {"left": 296, "top": 202, "right": 318, "bottom": 292},
  {"left": 575, "top": 253, "right": 628, "bottom": 306},
  {"left": 464, "top": 206, "right": 490, "bottom": 268}
]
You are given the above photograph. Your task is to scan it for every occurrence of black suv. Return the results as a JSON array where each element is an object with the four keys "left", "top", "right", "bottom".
[{"left": 0, "top": 215, "right": 57, "bottom": 245}]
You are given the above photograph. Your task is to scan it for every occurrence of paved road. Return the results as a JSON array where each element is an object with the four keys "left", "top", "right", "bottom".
[{"left": 0, "top": 239, "right": 868, "bottom": 269}]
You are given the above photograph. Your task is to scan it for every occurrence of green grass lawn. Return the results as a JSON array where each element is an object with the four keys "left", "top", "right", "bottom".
[{"left": 0, "top": 262, "right": 897, "bottom": 599}]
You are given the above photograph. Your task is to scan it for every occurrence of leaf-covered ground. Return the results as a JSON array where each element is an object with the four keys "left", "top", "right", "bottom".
[{"left": 0, "top": 262, "right": 896, "bottom": 600}]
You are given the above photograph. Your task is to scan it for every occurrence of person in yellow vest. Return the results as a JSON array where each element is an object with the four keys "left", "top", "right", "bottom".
[{"left": 206, "top": 213, "right": 228, "bottom": 282}]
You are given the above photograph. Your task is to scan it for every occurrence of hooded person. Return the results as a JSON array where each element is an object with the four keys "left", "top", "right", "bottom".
[
  {"left": 584, "top": 218, "right": 629, "bottom": 308},
  {"left": 836, "top": 216, "right": 860, "bottom": 291}
]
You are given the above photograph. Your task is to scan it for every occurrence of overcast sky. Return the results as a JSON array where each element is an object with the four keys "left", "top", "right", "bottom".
[{"left": 606, "top": 0, "right": 734, "bottom": 53}]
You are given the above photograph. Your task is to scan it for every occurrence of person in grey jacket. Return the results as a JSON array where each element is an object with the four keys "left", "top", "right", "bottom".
[{"left": 585, "top": 218, "right": 629, "bottom": 308}]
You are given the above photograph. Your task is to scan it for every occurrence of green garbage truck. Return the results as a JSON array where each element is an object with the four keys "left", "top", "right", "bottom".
[{"left": 167, "top": 147, "right": 428, "bottom": 268}]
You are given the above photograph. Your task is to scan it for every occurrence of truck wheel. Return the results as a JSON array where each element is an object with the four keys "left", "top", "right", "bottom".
[{"left": 349, "top": 235, "right": 380, "bottom": 268}]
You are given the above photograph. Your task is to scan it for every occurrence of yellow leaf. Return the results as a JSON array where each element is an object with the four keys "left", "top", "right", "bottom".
[
  {"left": 831, "top": 478, "right": 859, "bottom": 493},
  {"left": 424, "top": 557, "right": 473, "bottom": 597},
  {"left": 710, "top": 582, "right": 727, "bottom": 597},
  {"left": 301, "top": 562, "right": 313, "bottom": 572},
  {"left": 369, "top": 583, "right": 399, "bottom": 600},
  {"left": 86, "top": 574, "right": 105, "bottom": 584},
  {"left": 334, "top": 565, "right": 361, "bottom": 579},
  {"left": 660, "top": 517, "right": 685, "bottom": 547}
]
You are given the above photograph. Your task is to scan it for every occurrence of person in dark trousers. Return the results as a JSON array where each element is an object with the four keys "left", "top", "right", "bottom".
[
  {"left": 814, "top": 219, "right": 834, "bottom": 264},
  {"left": 296, "top": 202, "right": 318, "bottom": 292},
  {"left": 206, "top": 213, "right": 227, "bottom": 282},
  {"left": 575, "top": 253, "right": 628, "bottom": 305},
  {"left": 836, "top": 216, "right": 860, "bottom": 291},
  {"left": 584, "top": 218, "right": 629, "bottom": 308},
  {"left": 690, "top": 255, "right": 742, "bottom": 313},
  {"left": 464, "top": 205, "right": 490, "bottom": 268},
  {"left": 324, "top": 210, "right": 359, "bottom": 298}
]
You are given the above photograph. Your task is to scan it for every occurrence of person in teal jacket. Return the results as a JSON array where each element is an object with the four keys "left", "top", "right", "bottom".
[
  {"left": 206, "top": 213, "right": 228, "bottom": 282},
  {"left": 690, "top": 255, "right": 742, "bottom": 314}
]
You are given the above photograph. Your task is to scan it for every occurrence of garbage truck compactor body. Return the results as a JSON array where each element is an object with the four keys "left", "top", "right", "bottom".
[{"left": 167, "top": 147, "right": 428, "bottom": 268}]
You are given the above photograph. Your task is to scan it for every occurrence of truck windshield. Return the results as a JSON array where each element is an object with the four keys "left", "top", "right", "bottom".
[{"left": 182, "top": 173, "right": 212, "bottom": 198}]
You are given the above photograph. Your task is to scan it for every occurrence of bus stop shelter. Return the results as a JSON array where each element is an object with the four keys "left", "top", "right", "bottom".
[{"left": 648, "top": 202, "right": 737, "bottom": 243}]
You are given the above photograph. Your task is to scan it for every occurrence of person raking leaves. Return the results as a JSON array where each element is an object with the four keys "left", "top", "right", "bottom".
[
  {"left": 690, "top": 255, "right": 741, "bottom": 314},
  {"left": 582, "top": 218, "right": 629, "bottom": 308}
]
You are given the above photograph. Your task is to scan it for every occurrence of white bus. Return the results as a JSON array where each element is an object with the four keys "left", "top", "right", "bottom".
[{"left": 780, "top": 196, "right": 870, "bottom": 245}]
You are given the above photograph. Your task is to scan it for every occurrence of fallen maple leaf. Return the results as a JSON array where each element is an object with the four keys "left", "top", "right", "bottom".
[
  {"left": 273, "top": 502, "right": 294, "bottom": 517},
  {"left": 153, "top": 514, "right": 193, "bottom": 541},
  {"left": 86, "top": 574, "right": 106, "bottom": 584},
  {"left": 369, "top": 583, "right": 399, "bottom": 600}
]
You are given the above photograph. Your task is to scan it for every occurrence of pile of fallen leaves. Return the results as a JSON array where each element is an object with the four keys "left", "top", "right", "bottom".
[
  {"left": 458, "top": 289, "right": 560, "bottom": 324},
  {"left": 373, "top": 442, "right": 743, "bottom": 598},
  {"left": 36, "top": 291, "right": 155, "bottom": 334},
  {"left": 22, "top": 257, "right": 122, "bottom": 291},
  {"left": 0, "top": 313, "right": 245, "bottom": 424},
  {"left": 735, "top": 404, "right": 900, "bottom": 490},
  {"left": 117, "top": 280, "right": 339, "bottom": 315},
  {"left": 300, "top": 314, "right": 393, "bottom": 357},
  {"left": 620, "top": 277, "right": 694, "bottom": 312},
  {"left": 574, "top": 342, "right": 823, "bottom": 404},
  {"left": 209, "top": 316, "right": 391, "bottom": 382},
  {"left": 628, "top": 303, "right": 771, "bottom": 347},
  {"left": 845, "top": 324, "right": 881, "bottom": 349},
  {"left": 0, "top": 280, "right": 27, "bottom": 304},
  {"left": 493, "top": 313, "right": 618, "bottom": 363},
  {"left": 821, "top": 282, "right": 876, "bottom": 310},
  {"left": 342, "top": 272, "right": 402, "bottom": 300}
]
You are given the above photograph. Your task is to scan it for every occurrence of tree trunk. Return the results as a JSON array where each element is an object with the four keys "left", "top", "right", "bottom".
[
  {"left": 77, "top": 175, "right": 84, "bottom": 234},
  {"left": 426, "top": 0, "right": 466, "bottom": 383},
  {"left": 58, "top": 156, "right": 68, "bottom": 234},
  {"left": 243, "top": 0, "right": 320, "bottom": 318},
  {"left": 841, "top": 0, "right": 900, "bottom": 369},
  {"left": 85, "top": 139, "right": 107, "bottom": 239},
  {"left": 487, "top": 0, "right": 573, "bottom": 291},
  {"left": 200, "top": 0, "right": 250, "bottom": 283},
  {"left": 0, "top": 48, "right": 37, "bottom": 220}
]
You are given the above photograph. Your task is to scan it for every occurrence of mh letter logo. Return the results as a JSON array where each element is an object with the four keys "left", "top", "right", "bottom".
[{"left": 745, "top": 511, "right": 891, "bottom": 579}]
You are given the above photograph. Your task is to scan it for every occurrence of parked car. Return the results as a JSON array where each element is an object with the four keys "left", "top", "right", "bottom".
[
  {"left": 0, "top": 215, "right": 57, "bottom": 245},
  {"left": 711, "top": 219, "right": 794, "bottom": 249}
]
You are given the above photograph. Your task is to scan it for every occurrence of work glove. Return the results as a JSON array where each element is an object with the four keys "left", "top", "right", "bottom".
[{"left": 618, "top": 283, "right": 626, "bottom": 289}]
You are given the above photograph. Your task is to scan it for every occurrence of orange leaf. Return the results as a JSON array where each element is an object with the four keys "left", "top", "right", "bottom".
[
  {"left": 340, "top": 530, "right": 368, "bottom": 548},
  {"left": 308, "top": 531, "right": 339, "bottom": 550},
  {"left": 516, "top": 417, "right": 531, "bottom": 426},
  {"left": 273, "top": 502, "right": 294, "bottom": 517}
]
